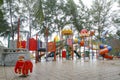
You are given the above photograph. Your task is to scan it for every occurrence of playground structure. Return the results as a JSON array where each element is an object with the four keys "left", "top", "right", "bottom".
[
  {"left": 99, "top": 44, "right": 113, "bottom": 59},
  {"left": 39, "top": 28, "right": 98, "bottom": 60},
  {"left": 12, "top": 28, "right": 115, "bottom": 61},
  {"left": 1, "top": 23, "right": 116, "bottom": 66},
  {"left": 59, "top": 28, "right": 114, "bottom": 60},
  {"left": 16, "top": 18, "right": 115, "bottom": 61},
  {"left": 76, "top": 29, "right": 95, "bottom": 59},
  {"left": 61, "top": 29, "right": 73, "bottom": 59}
]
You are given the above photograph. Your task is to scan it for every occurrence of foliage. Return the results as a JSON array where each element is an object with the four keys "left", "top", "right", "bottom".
[
  {"left": 32, "top": 0, "right": 68, "bottom": 37},
  {"left": 90, "top": 0, "right": 114, "bottom": 39},
  {"left": 65, "top": 0, "right": 80, "bottom": 31},
  {"left": 1, "top": 0, "right": 31, "bottom": 39},
  {"left": 0, "top": 0, "right": 10, "bottom": 37},
  {"left": 116, "top": 30, "right": 120, "bottom": 38},
  {"left": 1, "top": 0, "right": 120, "bottom": 41},
  {"left": 0, "top": 0, "right": 3, "bottom": 6},
  {"left": 77, "top": 0, "right": 91, "bottom": 30}
]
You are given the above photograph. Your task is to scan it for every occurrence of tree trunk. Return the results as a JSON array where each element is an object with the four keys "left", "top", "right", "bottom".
[{"left": 9, "top": 0, "right": 14, "bottom": 40}]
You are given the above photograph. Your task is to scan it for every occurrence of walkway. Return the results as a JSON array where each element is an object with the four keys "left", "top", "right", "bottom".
[{"left": 0, "top": 59, "right": 120, "bottom": 80}]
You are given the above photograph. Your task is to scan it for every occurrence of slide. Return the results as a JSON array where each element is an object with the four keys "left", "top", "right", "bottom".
[
  {"left": 46, "top": 52, "right": 54, "bottom": 57},
  {"left": 46, "top": 52, "right": 59, "bottom": 57},
  {"left": 74, "top": 50, "right": 81, "bottom": 58},
  {"left": 99, "top": 45, "right": 113, "bottom": 60},
  {"left": 39, "top": 53, "right": 45, "bottom": 58}
]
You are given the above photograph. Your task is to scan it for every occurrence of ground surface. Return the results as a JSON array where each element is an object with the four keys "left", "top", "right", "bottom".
[{"left": 0, "top": 59, "right": 120, "bottom": 80}]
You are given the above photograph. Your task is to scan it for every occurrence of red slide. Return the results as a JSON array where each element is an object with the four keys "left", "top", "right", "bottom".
[{"left": 99, "top": 45, "right": 113, "bottom": 60}]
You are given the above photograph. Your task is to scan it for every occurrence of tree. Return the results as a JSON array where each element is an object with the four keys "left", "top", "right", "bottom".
[
  {"left": 32, "top": 0, "right": 94, "bottom": 38},
  {"left": 90, "top": 0, "right": 114, "bottom": 39},
  {"left": 0, "top": 0, "right": 10, "bottom": 37},
  {"left": 116, "top": 30, "right": 120, "bottom": 39},
  {"left": 0, "top": 11, "right": 10, "bottom": 37},
  {"left": 77, "top": 0, "right": 92, "bottom": 30},
  {"left": 0, "top": 0, "right": 3, "bottom": 6},
  {"left": 2, "top": 0, "right": 30, "bottom": 40},
  {"left": 111, "top": 1, "right": 120, "bottom": 30},
  {"left": 64, "top": 0, "right": 81, "bottom": 32},
  {"left": 32, "top": 0, "right": 67, "bottom": 37},
  {"left": 63, "top": 0, "right": 91, "bottom": 33},
  {"left": 22, "top": 0, "right": 37, "bottom": 37},
  {"left": 115, "top": 0, "right": 120, "bottom": 6}
]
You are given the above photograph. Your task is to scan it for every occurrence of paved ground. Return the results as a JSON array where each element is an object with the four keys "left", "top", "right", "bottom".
[{"left": 0, "top": 59, "right": 120, "bottom": 80}]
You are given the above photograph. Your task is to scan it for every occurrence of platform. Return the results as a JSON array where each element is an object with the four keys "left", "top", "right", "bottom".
[{"left": 0, "top": 59, "right": 120, "bottom": 80}]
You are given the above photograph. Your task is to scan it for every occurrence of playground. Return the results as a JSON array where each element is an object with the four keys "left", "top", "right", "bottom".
[
  {"left": 0, "top": 28, "right": 120, "bottom": 80},
  {"left": 0, "top": 0, "right": 120, "bottom": 79}
]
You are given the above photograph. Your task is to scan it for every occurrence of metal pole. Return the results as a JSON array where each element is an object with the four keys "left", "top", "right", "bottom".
[
  {"left": 45, "top": 28, "right": 48, "bottom": 61},
  {"left": 17, "top": 18, "right": 20, "bottom": 48}
]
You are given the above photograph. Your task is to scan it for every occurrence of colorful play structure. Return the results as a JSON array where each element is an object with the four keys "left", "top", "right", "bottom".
[
  {"left": 99, "top": 44, "right": 113, "bottom": 59},
  {"left": 13, "top": 28, "right": 114, "bottom": 62}
]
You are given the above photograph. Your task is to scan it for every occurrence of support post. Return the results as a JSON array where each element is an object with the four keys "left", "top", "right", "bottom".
[
  {"left": 17, "top": 18, "right": 20, "bottom": 48},
  {"left": 35, "top": 34, "right": 39, "bottom": 63},
  {"left": 53, "top": 51, "right": 56, "bottom": 61}
]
